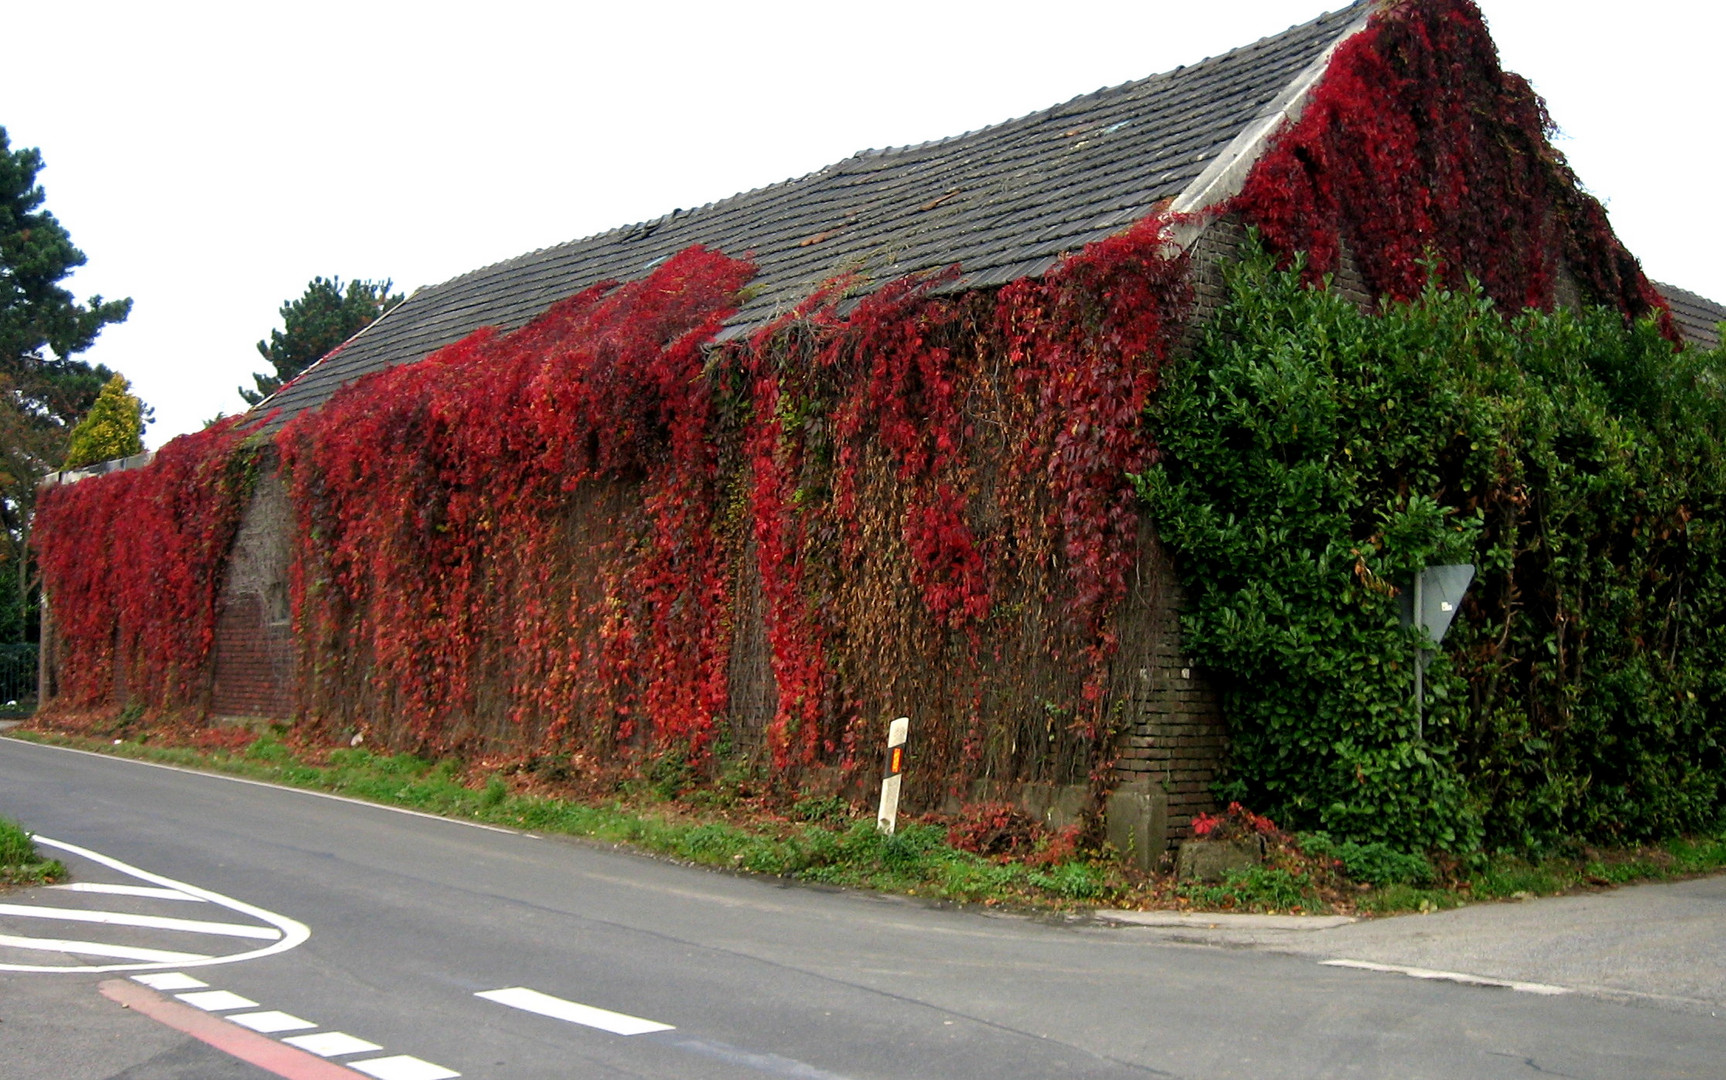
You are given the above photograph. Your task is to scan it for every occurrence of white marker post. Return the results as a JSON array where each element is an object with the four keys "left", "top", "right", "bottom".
[{"left": 876, "top": 716, "right": 910, "bottom": 835}]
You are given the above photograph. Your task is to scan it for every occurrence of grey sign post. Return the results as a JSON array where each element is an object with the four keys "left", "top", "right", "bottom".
[{"left": 1397, "top": 564, "right": 1475, "bottom": 738}]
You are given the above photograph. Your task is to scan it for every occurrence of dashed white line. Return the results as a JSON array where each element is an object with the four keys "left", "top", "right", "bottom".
[
  {"left": 133, "top": 972, "right": 210, "bottom": 991},
  {"left": 0, "top": 932, "right": 209, "bottom": 964},
  {"left": 229, "top": 1010, "right": 317, "bottom": 1034},
  {"left": 1322, "top": 959, "right": 1571, "bottom": 995},
  {"left": 176, "top": 989, "right": 260, "bottom": 1011},
  {"left": 48, "top": 882, "right": 203, "bottom": 902},
  {"left": 282, "top": 1031, "right": 384, "bottom": 1057},
  {"left": 476, "top": 985, "right": 675, "bottom": 1035},
  {"left": 348, "top": 1055, "right": 461, "bottom": 1080},
  {"left": 125, "top": 973, "right": 458, "bottom": 1078},
  {"left": 0, "top": 901, "right": 282, "bottom": 940}
]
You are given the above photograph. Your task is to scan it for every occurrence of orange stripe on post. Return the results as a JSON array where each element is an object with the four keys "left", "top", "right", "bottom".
[{"left": 877, "top": 716, "right": 910, "bottom": 834}]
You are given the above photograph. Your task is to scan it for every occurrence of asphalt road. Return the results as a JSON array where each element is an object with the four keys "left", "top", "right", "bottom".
[{"left": 2, "top": 736, "right": 1723, "bottom": 1080}]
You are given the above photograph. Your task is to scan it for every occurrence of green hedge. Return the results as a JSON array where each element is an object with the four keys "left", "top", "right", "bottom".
[{"left": 1137, "top": 241, "right": 1726, "bottom": 853}]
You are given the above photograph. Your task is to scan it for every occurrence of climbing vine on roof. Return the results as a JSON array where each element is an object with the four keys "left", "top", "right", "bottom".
[
  {"left": 1231, "top": 0, "right": 1671, "bottom": 333},
  {"left": 278, "top": 246, "right": 754, "bottom": 755},
  {"left": 267, "top": 219, "right": 1192, "bottom": 796},
  {"left": 32, "top": 220, "right": 1192, "bottom": 806}
]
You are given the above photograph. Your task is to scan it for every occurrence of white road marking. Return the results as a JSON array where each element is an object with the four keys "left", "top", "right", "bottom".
[
  {"left": 0, "top": 836, "right": 311, "bottom": 974},
  {"left": 132, "top": 972, "right": 209, "bottom": 990},
  {"left": 228, "top": 1010, "right": 317, "bottom": 1033},
  {"left": 107, "top": 949, "right": 456, "bottom": 1080},
  {"left": 48, "top": 882, "right": 203, "bottom": 902},
  {"left": 0, "top": 932, "right": 210, "bottom": 964},
  {"left": 283, "top": 1031, "right": 384, "bottom": 1057},
  {"left": 175, "top": 989, "right": 260, "bottom": 1011},
  {"left": 476, "top": 986, "right": 675, "bottom": 1035},
  {"left": 0, "top": 902, "right": 282, "bottom": 940},
  {"left": 13, "top": 739, "right": 517, "bottom": 833},
  {"left": 1322, "top": 959, "right": 1571, "bottom": 995},
  {"left": 348, "top": 1055, "right": 462, "bottom": 1080}
]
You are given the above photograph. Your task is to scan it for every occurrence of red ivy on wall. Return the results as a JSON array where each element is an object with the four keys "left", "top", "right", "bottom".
[
  {"left": 997, "top": 222, "right": 1192, "bottom": 718},
  {"left": 37, "top": 0, "right": 1673, "bottom": 794},
  {"left": 278, "top": 246, "right": 754, "bottom": 756},
  {"left": 741, "top": 218, "right": 1191, "bottom": 771},
  {"left": 34, "top": 419, "right": 257, "bottom": 710}
]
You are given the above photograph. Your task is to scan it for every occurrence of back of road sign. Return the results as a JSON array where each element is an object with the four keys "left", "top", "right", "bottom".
[{"left": 1397, "top": 564, "right": 1475, "bottom": 646}]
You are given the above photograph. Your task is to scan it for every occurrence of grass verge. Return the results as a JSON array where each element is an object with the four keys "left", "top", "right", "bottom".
[
  {"left": 6, "top": 728, "right": 1119, "bottom": 909},
  {"left": 8, "top": 725, "right": 1725, "bottom": 917},
  {"left": 0, "top": 814, "right": 66, "bottom": 888}
]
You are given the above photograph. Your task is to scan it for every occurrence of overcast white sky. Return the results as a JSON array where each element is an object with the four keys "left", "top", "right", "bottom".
[{"left": 5, "top": 1, "right": 1721, "bottom": 445}]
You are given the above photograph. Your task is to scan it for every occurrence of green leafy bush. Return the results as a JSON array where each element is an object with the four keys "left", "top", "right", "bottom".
[
  {"left": 1028, "top": 861, "right": 1108, "bottom": 900},
  {"left": 1301, "top": 831, "right": 1433, "bottom": 886},
  {"left": 1140, "top": 239, "right": 1726, "bottom": 854},
  {"left": 791, "top": 794, "right": 854, "bottom": 827},
  {"left": 1178, "top": 865, "right": 1315, "bottom": 913}
]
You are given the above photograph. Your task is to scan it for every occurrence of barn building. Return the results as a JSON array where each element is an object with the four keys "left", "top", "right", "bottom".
[{"left": 35, "top": 0, "right": 1726, "bottom": 858}]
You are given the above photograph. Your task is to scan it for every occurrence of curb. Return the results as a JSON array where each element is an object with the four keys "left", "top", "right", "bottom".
[{"left": 1096, "top": 910, "right": 1356, "bottom": 931}]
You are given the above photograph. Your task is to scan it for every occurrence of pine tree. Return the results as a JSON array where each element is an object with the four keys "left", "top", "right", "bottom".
[
  {"left": 0, "top": 126, "right": 134, "bottom": 643},
  {"left": 241, "top": 277, "right": 402, "bottom": 405},
  {"left": 0, "top": 127, "right": 131, "bottom": 423}
]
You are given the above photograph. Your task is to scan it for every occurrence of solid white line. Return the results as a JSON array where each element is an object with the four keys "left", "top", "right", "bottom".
[
  {"left": 6, "top": 738, "right": 518, "bottom": 834},
  {"left": 48, "top": 882, "right": 203, "bottom": 902},
  {"left": 283, "top": 1031, "right": 384, "bottom": 1057},
  {"left": 5, "top": 835, "right": 311, "bottom": 974},
  {"left": 0, "top": 902, "right": 282, "bottom": 940},
  {"left": 348, "top": 1055, "right": 461, "bottom": 1080},
  {"left": 476, "top": 986, "right": 675, "bottom": 1035},
  {"left": 0, "top": 932, "right": 210, "bottom": 964},
  {"left": 1322, "top": 959, "right": 1571, "bottom": 995},
  {"left": 132, "top": 972, "right": 209, "bottom": 990},
  {"left": 175, "top": 989, "right": 260, "bottom": 1011},
  {"left": 228, "top": 1010, "right": 317, "bottom": 1033}
]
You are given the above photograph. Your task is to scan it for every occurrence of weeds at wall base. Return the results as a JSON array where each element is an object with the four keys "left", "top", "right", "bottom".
[
  {"left": 8, "top": 722, "right": 1122, "bottom": 910},
  {"left": 13, "top": 723, "right": 1726, "bottom": 917}
]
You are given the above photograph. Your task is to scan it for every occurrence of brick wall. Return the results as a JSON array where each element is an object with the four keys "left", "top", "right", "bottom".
[
  {"left": 726, "top": 534, "right": 776, "bottom": 738},
  {"left": 1103, "top": 215, "right": 1382, "bottom": 847},
  {"left": 209, "top": 463, "right": 295, "bottom": 720},
  {"left": 1109, "top": 524, "right": 1227, "bottom": 845},
  {"left": 1100, "top": 217, "right": 1252, "bottom": 847}
]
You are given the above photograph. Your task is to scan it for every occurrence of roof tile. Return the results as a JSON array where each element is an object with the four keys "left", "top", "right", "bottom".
[
  {"left": 258, "top": 4, "right": 1371, "bottom": 430},
  {"left": 1655, "top": 282, "right": 1726, "bottom": 352}
]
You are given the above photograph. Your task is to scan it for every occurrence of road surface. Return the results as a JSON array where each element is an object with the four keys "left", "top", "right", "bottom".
[{"left": 2, "top": 736, "right": 1722, "bottom": 1079}]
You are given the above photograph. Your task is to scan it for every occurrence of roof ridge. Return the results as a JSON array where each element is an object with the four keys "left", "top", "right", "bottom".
[
  {"left": 852, "top": 0, "right": 1372, "bottom": 163},
  {"left": 1653, "top": 280, "right": 1724, "bottom": 307},
  {"left": 252, "top": 0, "right": 1373, "bottom": 432},
  {"left": 398, "top": 0, "right": 1373, "bottom": 302}
]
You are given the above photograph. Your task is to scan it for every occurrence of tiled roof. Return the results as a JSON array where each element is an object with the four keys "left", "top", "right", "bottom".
[
  {"left": 1655, "top": 282, "right": 1725, "bottom": 352},
  {"left": 255, "top": 2, "right": 1371, "bottom": 430}
]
